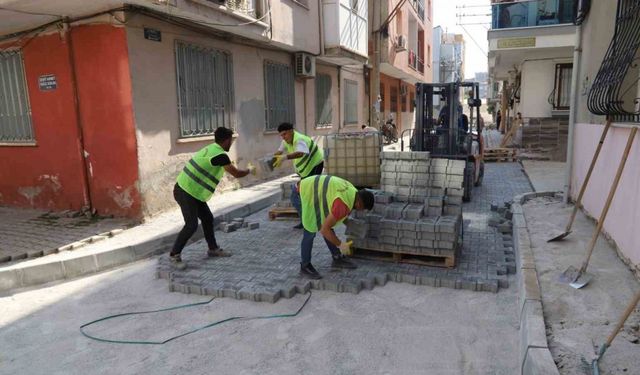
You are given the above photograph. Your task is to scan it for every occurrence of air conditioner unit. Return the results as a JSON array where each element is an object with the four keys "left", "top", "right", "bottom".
[
  {"left": 395, "top": 35, "right": 407, "bottom": 52},
  {"left": 295, "top": 53, "right": 316, "bottom": 78}
]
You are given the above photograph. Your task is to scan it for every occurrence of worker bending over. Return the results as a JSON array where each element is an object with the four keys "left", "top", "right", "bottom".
[{"left": 298, "top": 175, "right": 374, "bottom": 279}]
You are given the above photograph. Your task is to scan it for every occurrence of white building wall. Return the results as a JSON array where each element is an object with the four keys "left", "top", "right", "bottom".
[{"left": 519, "top": 59, "right": 556, "bottom": 118}]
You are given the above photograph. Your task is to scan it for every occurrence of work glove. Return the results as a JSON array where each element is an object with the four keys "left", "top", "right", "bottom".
[
  {"left": 338, "top": 240, "right": 353, "bottom": 256},
  {"left": 247, "top": 162, "right": 257, "bottom": 176},
  {"left": 272, "top": 154, "right": 286, "bottom": 168}
]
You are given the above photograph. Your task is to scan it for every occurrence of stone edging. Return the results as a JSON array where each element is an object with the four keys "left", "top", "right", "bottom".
[
  {"left": 0, "top": 192, "right": 281, "bottom": 293},
  {"left": 512, "top": 191, "right": 560, "bottom": 375}
]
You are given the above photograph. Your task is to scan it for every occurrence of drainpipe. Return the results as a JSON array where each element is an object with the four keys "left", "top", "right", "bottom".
[
  {"left": 338, "top": 65, "right": 342, "bottom": 131},
  {"left": 563, "top": 24, "right": 583, "bottom": 204},
  {"left": 64, "top": 20, "right": 93, "bottom": 214},
  {"left": 317, "top": 0, "right": 324, "bottom": 56}
]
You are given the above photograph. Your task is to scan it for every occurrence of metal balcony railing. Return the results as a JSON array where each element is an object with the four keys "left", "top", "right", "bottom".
[
  {"left": 412, "top": 0, "right": 425, "bottom": 21},
  {"left": 409, "top": 50, "right": 417, "bottom": 70},
  {"left": 211, "top": 0, "right": 259, "bottom": 18},
  {"left": 408, "top": 50, "right": 425, "bottom": 73},
  {"left": 491, "top": 0, "right": 575, "bottom": 30}
]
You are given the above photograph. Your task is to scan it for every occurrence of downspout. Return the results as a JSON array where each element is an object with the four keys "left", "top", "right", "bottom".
[
  {"left": 64, "top": 20, "right": 93, "bottom": 214},
  {"left": 338, "top": 65, "right": 342, "bottom": 131},
  {"left": 563, "top": 24, "right": 583, "bottom": 203},
  {"left": 317, "top": 0, "right": 324, "bottom": 56}
]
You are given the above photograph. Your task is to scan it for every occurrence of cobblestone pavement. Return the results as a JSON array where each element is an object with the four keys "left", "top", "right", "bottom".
[
  {"left": 158, "top": 163, "right": 532, "bottom": 301},
  {"left": 0, "top": 207, "right": 132, "bottom": 263}
]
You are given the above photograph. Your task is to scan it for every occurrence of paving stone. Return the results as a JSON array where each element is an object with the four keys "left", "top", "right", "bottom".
[{"left": 156, "top": 163, "right": 532, "bottom": 300}]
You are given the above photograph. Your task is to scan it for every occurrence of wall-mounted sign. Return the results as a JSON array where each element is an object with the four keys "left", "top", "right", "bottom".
[
  {"left": 497, "top": 37, "right": 536, "bottom": 49},
  {"left": 38, "top": 74, "right": 57, "bottom": 91},
  {"left": 144, "top": 28, "right": 162, "bottom": 42}
]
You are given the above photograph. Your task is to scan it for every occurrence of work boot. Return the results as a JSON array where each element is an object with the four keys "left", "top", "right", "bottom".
[
  {"left": 169, "top": 253, "right": 187, "bottom": 270},
  {"left": 300, "top": 263, "right": 322, "bottom": 279},
  {"left": 208, "top": 248, "right": 232, "bottom": 257},
  {"left": 331, "top": 254, "right": 357, "bottom": 269},
  {"left": 293, "top": 223, "right": 303, "bottom": 229}
]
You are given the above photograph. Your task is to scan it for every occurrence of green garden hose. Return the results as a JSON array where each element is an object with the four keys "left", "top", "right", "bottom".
[{"left": 80, "top": 291, "right": 312, "bottom": 345}]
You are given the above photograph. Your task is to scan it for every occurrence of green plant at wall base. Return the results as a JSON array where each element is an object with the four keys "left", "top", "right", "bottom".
[{"left": 486, "top": 103, "right": 495, "bottom": 115}]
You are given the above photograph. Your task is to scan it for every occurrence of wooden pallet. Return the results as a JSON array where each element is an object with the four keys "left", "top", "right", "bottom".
[
  {"left": 351, "top": 247, "right": 456, "bottom": 268},
  {"left": 484, "top": 148, "right": 517, "bottom": 162},
  {"left": 268, "top": 207, "right": 299, "bottom": 221}
]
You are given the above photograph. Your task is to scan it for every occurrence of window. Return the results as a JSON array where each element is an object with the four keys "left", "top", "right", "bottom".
[
  {"left": 551, "top": 63, "right": 572, "bottom": 110},
  {"left": 390, "top": 86, "right": 398, "bottom": 113},
  {"left": 0, "top": 50, "right": 34, "bottom": 143},
  {"left": 175, "top": 42, "right": 234, "bottom": 137},
  {"left": 410, "top": 92, "right": 415, "bottom": 112},
  {"left": 344, "top": 79, "right": 358, "bottom": 124},
  {"left": 315, "top": 74, "right": 332, "bottom": 127},
  {"left": 428, "top": 44, "right": 431, "bottom": 67},
  {"left": 264, "top": 61, "right": 295, "bottom": 131}
]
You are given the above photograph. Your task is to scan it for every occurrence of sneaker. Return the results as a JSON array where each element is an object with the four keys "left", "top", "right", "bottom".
[
  {"left": 207, "top": 248, "right": 232, "bottom": 257},
  {"left": 331, "top": 254, "right": 357, "bottom": 269},
  {"left": 169, "top": 253, "right": 187, "bottom": 270},
  {"left": 300, "top": 263, "right": 322, "bottom": 279},
  {"left": 293, "top": 223, "right": 303, "bottom": 229}
]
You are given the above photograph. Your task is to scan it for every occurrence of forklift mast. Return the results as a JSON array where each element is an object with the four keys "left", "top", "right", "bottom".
[{"left": 414, "top": 81, "right": 482, "bottom": 158}]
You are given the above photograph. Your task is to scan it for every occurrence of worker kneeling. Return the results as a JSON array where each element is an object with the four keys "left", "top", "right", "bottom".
[{"left": 298, "top": 175, "right": 375, "bottom": 279}]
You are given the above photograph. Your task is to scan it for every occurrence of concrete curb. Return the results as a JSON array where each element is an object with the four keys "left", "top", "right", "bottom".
[
  {"left": 0, "top": 189, "right": 281, "bottom": 293},
  {"left": 513, "top": 191, "right": 560, "bottom": 375}
]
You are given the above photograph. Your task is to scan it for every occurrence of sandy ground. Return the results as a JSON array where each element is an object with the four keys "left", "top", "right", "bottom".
[
  {"left": 0, "top": 257, "right": 521, "bottom": 375},
  {"left": 521, "top": 161, "right": 565, "bottom": 193},
  {"left": 523, "top": 196, "right": 640, "bottom": 375}
]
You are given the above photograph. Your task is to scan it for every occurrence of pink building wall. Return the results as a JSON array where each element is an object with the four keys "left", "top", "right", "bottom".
[{"left": 571, "top": 122, "right": 640, "bottom": 269}]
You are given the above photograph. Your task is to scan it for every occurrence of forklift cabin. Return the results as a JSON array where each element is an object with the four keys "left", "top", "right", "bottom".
[{"left": 406, "top": 81, "right": 484, "bottom": 201}]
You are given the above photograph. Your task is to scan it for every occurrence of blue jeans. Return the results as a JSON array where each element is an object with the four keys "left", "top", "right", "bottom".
[
  {"left": 290, "top": 183, "right": 302, "bottom": 217},
  {"left": 301, "top": 229, "right": 340, "bottom": 267}
]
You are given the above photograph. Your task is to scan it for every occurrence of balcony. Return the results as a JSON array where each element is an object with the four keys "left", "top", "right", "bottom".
[
  {"left": 491, "top": 0, "right": 575, "bottom": 29},
  {"left": 412, "top": 0, "right": 425, "bottom": 21},
  {"left": 203, "top": 0, "right": 261, "bottom": 18},
  {"left": 321, "top": 0, "right": 368, "bottom": 65},
  {"left": 408, "top": 50, "right": 424, "bottom": 73}
]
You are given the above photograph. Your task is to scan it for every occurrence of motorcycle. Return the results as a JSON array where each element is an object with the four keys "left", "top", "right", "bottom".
[{"left": 381, "top": 117, "right": 398, "bottom": 144}]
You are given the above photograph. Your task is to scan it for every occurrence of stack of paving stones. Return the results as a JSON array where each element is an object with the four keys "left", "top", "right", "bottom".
[
  {"left": 219, "top": 217, "right": 260, "bottom": 233},
  {"left": 157, "top": 164, "right": 534, "bottom": 301},
  {"left": 273, "top": 181, "right": 295, "bottom": 209},
  {"left": 346, "top": 151, "right": 464, "bottom": 262}
]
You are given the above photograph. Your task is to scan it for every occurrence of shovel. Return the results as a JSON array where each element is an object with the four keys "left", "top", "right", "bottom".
[
  {"left": 590, "top": 289, "right": 640, "bottom": 375},
  {"left": 559, "top": 127, "right": 637, "bottom": 289},
  {"left": 548, "top": 120, "right": 611, "bottom": 242}
]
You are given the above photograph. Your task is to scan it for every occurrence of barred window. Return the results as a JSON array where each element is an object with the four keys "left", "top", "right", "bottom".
[
  {"left": 315, "top": 73, "right": 332, "bottom": 127},
  {"left": 175, "top": 42, "right": 234, "bottom": 138},
  {"left": 344, "top": 79, "right": 358, "bottom": 124},
  {"left": 264, "top": 61, "right": 295, "bottom": 131},
  {"left": 0, "top": 50, "right": 34, "bottom": 143}
]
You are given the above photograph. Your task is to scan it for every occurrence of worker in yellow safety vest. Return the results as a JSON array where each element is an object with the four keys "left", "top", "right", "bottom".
[
  {"left": 170, "top": 127, "right": 254, "bottom": 269},
  {"left": 272, "top": 122, "right": 325, "bottom": 229},
  {"left": 297, "top": 175, "right": 374, "bottom": 279}
]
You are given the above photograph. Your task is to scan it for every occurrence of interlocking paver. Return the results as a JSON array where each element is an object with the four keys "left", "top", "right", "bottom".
[
  {"left": 0, "top": 208, "right": 131, "bottom": 264},
  {"left": 158, "top": 163, "right": 532, "bottom": 301}
]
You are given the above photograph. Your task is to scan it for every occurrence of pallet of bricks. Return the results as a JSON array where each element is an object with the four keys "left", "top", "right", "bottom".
[
  {"left": 484, "top": 147, "right": 517, "bottom": 162},
  {"left": 268, "top": 177, "right": 300, "bottom": 220},
  {"left": 345, "top": 151, "right": 463, "bottom": 268}
]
